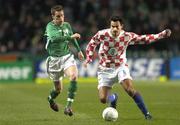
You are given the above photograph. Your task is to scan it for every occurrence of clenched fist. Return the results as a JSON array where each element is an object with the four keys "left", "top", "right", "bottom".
[
  {"left": 71, "top": 33, "right": 81, "bottom": 39},
  {"left": 164, "top": 29, "right": 171, "bottom": 38}
]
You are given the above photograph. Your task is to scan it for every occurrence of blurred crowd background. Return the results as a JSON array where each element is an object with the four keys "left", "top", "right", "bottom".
[{"left": 0, "top": 0, "right": 180, "bottom": 58}]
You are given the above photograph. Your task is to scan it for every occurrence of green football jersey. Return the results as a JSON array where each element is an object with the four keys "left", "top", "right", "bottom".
[{"left": 45, "top": 21, "right": 81, "bottom": 57}]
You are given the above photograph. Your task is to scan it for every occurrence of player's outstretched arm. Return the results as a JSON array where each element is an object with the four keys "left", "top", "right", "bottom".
[{"left": 129, "top": 29, "right": 172, "bottom": 45}]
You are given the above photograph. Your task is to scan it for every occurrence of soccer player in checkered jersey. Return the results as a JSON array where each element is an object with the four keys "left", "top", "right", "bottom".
[
  {"left": 83, "top": 16, "right": 171, "bottom": 120},
  {"left": 44, "top": 5, "right": 84, "bottom": 116}
]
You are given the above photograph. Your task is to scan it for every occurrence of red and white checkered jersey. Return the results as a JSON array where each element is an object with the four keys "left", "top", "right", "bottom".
[{"left": 85, "top": 29, "right": 167, "bottom": 68}]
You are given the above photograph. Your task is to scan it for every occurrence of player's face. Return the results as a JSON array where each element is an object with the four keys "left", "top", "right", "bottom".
[
  {"left": 52, "top": 10, "right": 64, "bottom": 25},
  {"left": 110, "top": 21, "right": 123, "bottom": 37}
]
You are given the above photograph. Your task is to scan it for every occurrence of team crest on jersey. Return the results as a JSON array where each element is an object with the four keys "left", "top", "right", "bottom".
[
  {"left": 63, "top": 29, "right": 69, "bottom": 35},
  {"left": 108, "top": 48, "right": 118, "bottom": 56}
]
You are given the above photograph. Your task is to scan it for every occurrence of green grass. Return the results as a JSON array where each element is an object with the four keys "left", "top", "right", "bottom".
[{"left": 0, "top": 79, "right": 180, "bottom": 125}]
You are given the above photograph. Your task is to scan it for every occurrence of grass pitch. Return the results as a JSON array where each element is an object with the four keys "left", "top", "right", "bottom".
[{"left": 0, "top": 78, "right": 180, "bottom": 125}]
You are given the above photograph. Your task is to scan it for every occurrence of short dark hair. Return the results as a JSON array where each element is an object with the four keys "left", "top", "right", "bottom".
[
  {"left": 51, "top": 5, "right": 63, "bottom": 15},
  {"left": 110, "top": 16, "right": 123, "bottom": 24}
]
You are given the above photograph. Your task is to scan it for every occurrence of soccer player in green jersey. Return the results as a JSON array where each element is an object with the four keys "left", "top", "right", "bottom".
[{"left": 44, "top": 5, "right": 84, "bottom": 116}]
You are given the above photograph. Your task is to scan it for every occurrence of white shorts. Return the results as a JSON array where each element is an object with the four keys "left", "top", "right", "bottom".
[
  {"left": 46, "top": 54, "right": 76, "bottom": 81},
  {"left": 97, "top": 64, "right": 132, "bottom": 89}
]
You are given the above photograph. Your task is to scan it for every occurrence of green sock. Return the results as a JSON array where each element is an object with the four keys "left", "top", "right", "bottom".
[
  {"left": 48, "top": 89, "right": 59, "bottom": 103},
  {"left": 66, "top": 80, "right": 77, "bottom": 107}
]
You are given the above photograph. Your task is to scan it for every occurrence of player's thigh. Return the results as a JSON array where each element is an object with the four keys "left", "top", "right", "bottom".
[
  {"left": 97, "top": 69, "right": 116, "bottom": 89},
  {"left": 121, "top": 79, "right": 136, "bottom": 96},
  {"left": 121, "top": 79, "right": 134, "bottom": 90},
  {"left": 46, "top": 57, "right": 61, "bottom": 71},
  {"left": 117, "top": 65, "right": 132, "bottom": 83},
  {"left": 48, "top": 71, "right": 63, "bottom": 82},
  {"left": 64, "top": 65, "right": 78, "bottom": 78},
  {"left": 63, "top": 54, "right": 78, "bottom": 78},
  {"left": 46, "top": 56, "right": 63, "bottom": 81}
]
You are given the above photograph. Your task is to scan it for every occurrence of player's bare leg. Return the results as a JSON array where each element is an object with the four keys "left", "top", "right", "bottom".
[
  {"left": 48, "top": 80, "right": 63, "bottom": 112},
  {"left": 121, "top": 79, "right": 152, "bottom": 120},
  {"left": 99, "top": 86, "right": 118, "bottom": 109},
  {"left": 64, "top": 65, "right": 78, "bottom": 116},
  {"left": 99, "top": 86, "right": 111, "bottom": 104}
]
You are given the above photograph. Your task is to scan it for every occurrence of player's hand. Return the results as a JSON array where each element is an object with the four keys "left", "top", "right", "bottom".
[
  {"left": 83, "top": 61, "right": 88, "bottom": 68},
  {"left": 71, "top": 33, "right": 81, "bottom": 39},
  {"left": 78, "top": 51, "right": 84, "bottom": 61},
  {"left": 164, "top": 29, "right": 171, "bottom": 38}
]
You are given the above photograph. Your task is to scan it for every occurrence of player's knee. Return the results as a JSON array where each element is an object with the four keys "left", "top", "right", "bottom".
[
  {"left": 123, "top": 80, "right": 136, "bottom": 97},
  {"left": 55, "top": 85, "right": 62, "bottom": 93},
  {"left": 55, "top": 87, "right": 62, "bottom": 93},
  {"left": 54, "top": 81, "right": 62, "bottom": 93},
  {"left": 69, "top": 73, "right": 77, "bottom": 81},
  {"left": 100, "top": 98, "right": 107, "bottom": 104},
  {"left": 126, "top": 88, "right": 136, "bottom": 97}
]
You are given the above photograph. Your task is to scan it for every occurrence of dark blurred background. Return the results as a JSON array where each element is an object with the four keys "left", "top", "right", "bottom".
[{"left": 0, "top": 0, "right": 179, "bottom": 58}]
